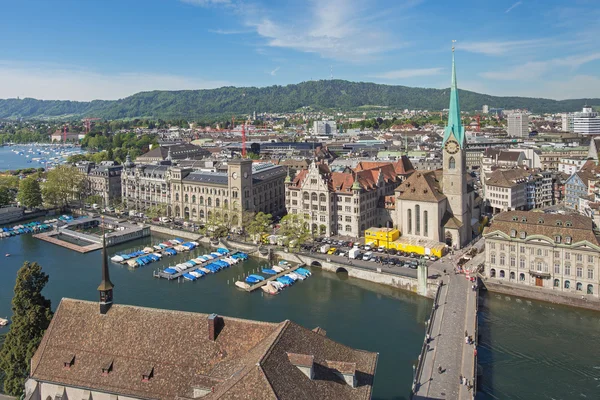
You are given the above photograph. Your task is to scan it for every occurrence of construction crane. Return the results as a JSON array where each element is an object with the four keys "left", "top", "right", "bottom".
[
  {"left": 82, "top": 117, "right": 100, "bottom": 135},
  {"left": 62, "top": 125, "right": 68, "bottom": 144},
  {"left": 242, "top": 123, "right": 247, "bottom": 158}
]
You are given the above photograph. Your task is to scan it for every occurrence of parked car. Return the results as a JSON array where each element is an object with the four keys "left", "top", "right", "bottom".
[
  {"left": 363, "top": 251, "right": 373, "bottom": 261},
  {"left": 388, "top": 248, "right": 397, "bottom": 255},
  {"left": 430, "top": 256, "right": 438, "bottom": 261},
  {"left": 377, "top": 246, "right": 385, "bottom": 252}
]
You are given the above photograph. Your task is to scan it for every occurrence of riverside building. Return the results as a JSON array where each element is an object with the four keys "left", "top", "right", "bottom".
[
  {"left": 483, "top": 211, "right": 600, "bottom": 298},
  {"left": 122, "top": 156, "right": 286, "bottom": 226}
]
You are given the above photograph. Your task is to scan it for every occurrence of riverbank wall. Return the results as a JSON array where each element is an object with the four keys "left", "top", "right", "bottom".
[
  {"left": 482, "top": 279, "right": 600, "bottom": 312},
  {"left": 274, "top": 250, "right": 438, "bottom": 298},
  {"left": 148, "top": 225, "right": 201, "bottom": 241}
]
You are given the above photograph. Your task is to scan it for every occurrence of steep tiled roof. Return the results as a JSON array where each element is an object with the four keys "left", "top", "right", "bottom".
[
  {"left": 483, "top": 210, "right": 600, "bottom": 246},
  {"left": 395, "top": 170, "right": 446, "bottom": 202},
  {"left": 485, "top": 168, "right": 530, "bottom": 188},
  {"left": 31, "top": 299, "right": 377, "bottom": 400}
]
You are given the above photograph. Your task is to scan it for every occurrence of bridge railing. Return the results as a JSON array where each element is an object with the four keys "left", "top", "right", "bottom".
[{"left": 411, "top": 281, "right": 442, "bottom": 394}]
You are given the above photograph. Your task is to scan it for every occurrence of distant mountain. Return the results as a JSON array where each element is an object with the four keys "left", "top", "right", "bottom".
[{"left": 1, "top": 80, "right": 599, "bottom": 119}]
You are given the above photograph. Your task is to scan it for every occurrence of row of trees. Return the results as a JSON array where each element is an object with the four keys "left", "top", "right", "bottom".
[{"left": 0, "top": 165, "right": 86, "bottom": 209}]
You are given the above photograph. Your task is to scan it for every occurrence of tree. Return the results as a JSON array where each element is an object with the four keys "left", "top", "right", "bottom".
[
  {"left": 42, "top": 165, "right": 85, "bottom": 209},
  {"left": 146, "top": 204, "right": 167, "bottom": 219},
  {"left": 85, "top": 195, "right": 104, "bottom": 206},
  {"left": 243, "top": 212, "right": 273, "bottom": 243},
  {"left": 16, "top": 176, "right": 42, "bottom": 209},
  {"left": 0, "top": 186, "right": 12, "bottom": 207},
  {"left": 0, "top": 262, "right": 53, "bottom": 396},
  {"left": 279, "top": 214, "right": 311, "bottom": 248}
]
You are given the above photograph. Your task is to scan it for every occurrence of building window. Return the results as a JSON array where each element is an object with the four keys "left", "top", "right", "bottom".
[
  {"left": 576, "top": 282, "right": 583, "bottom": 291},
  {"left": 415, "top": 205, "right": 421, "bottom": 234},
  {"left": 510, "top": 229, "right": 516, "bottom": 238},
  {"left": 510, "top": 257, "right": 516, "bottom": 267},
  {"left": 345, "top": 216, "right": 352, "bottom": 222},
  {"left": 520, "top": 247, "right": 525, "bottom": 254},
  {"left": 565, "top": 264, "right": 571, "bottom": 276},
  {"left": 500, "top": 255, "right": 505, "bottom": 266},
  {"left": 565, "top": 236, "right": 572, "bottom": 244},
  {"left": 554, "top": 264, "right": 560, "bottom": 274},
  {"left": 554, "top": 279, "right": 560, "bottom": 287},
  {"left": 490, "top": 253, "right": 496, "bottom": 264},
  {"left": 565, "top": 280, "right": 570, "bottom": 289},
  {"left": 554, "top": 251, "right": 560, "bottom": 258},
  {"left": 320, "top": 215, "right": 326, "bottom": 222},
  {"left": 303, "top": 192, "right": 309, "bottom": 200},
  {"left": 588, "top": 268, "right": 594, "bottom": 279},
  {"left": 489, "top": 242, "right": 495, "bottom": 249},
  {"left": 576, "top": 254, "right": 583, "bottom": 262},
  {"left": 345, "top": 225, "right": 352, "bottom": 232},
  {"left": 520, "top": 231, "right": 526, "bottom": 239},
  {"left": 519, "top": 273, "right": 525, "bottom": 281},
  {"left": 499, "top": 270, "right": 505, "bottom": 278},
  {"left": 311, "top": 192, "right": 317, "bottom": 201},
  {"left": 176, "top": 193, "right": 179, "bottom": 201},
  {"left": 520, "top": 258, "right": 525, "bottom": 269},
  {"left": 565, "top": 252, "right": 571, "bottom": 260},
  {"left": 536, "top": 249, "right": 542, "bottom": 256},
  {"left": 588, "top": 284, "right": 594, "bottom": 295},
  {"left": 577, "top": 267, "right": 583, "bottom": 278},
  {"left": 588, "top": 255, "right": 594, "bottom": 263},
  {"left": 449, "top": 156, "right": 456, "bottom": 169},
  {"left": 407, "top": 209, "right": 412, "bottom": 234},
  {"left": 537, "top": 262, "right": 542, "bottom": 271},
  {"left": 555, "top": 235, "right": 561, "bottom": 243},
  {"left": 319, "top": 193, "right": 326, "bottom": 202},
  {"left": 424, "top": 211, "right": 428, "bottom": 236}
]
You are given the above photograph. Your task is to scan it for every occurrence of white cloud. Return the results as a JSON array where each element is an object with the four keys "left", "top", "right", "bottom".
[
  {"left": 505, "top": 1, "right": 522, "bottom": 13},
  {"left": 480, "top": 52, "right": 600, "bottom": 81},
  {"left": 270, "top": 66, "right": 280, "bottom": 76},
  {"left": 0, "top": 62, "right": 229, "bottom": 101},
  {"left": 181, "top": 0, "right": 231, "bottom": 6},
  {"left": 371, "top": 68, "right": 444, "bottom": 79},
  {"left": 246, "top": 0, "right": 410, "bottom": 61},
  {"left": 457, "top": 39, "right": 546, "bottom": 56},
  {"left": 208, "top": 28, "right": 252, "bottom": 35}
]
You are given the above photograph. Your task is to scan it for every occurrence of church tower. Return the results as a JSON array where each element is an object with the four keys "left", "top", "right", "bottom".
[
  {"left": 442, "top": 44, "right": 472, "bottom": 245},
  {"left": 98, "top": 218, "right": 114, "bottom": 314}
]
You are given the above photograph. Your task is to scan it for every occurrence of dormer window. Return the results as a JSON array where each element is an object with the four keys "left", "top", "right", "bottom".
[
  {"left": 566, "top": 221, "right": 573, "bottom": 227},
  {"left": 510, "top": 230, "right": 516, "bottom": 238},
  {"left": 520, "top": 231, "right": 526, "bottom": 239},
  {"left": 556, "top": 220, "right": 563, "bottom": 226},
  {"left": 555, "top": 235, "right": 561, "bottom": 243},
  {"left": 565, "top": 236, "right": 572, "bottom": 244},
  {"left": 142, "top": 367, "right": 154, "bottom": 382},
  {"left": 512, "top": 216, "right": 518, "bottom": 221},
  {"left": 538, "top": 218, "right": 544, "bottom": 224},
  {"left": 63, "top": 354, "right": 75, "bottom": 369},
  {"left": 521, "top": 217, "right": 527, "bottom": 222},
  {"left": 102, "top": 360, "right": 113, "bottom": 376}
]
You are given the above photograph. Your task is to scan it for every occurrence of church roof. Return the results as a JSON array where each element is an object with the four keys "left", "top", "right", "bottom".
[
  {"left": 442, "top": 49, "right": 465, "bottom": 148},
  {"left": 30, "top": 298, "right": 377, "bottom": 400},
  {"left": 395, "top": 170, "right": 446, "bottom": 202}
]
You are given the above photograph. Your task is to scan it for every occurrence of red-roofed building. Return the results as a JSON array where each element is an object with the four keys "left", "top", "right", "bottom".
[{"left": 285, "top": 157, "right": 414, "bottom": 237}]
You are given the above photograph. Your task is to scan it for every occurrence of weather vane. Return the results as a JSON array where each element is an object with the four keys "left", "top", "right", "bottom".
[{"left": 452, "top": 40, "right": 456, "bottom": 52}]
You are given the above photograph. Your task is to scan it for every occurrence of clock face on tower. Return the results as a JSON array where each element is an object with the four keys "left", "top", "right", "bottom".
[
  {"left": 231, "top": 172, "right": 238, "bottom": 180},
  {"left": 445, "top": 139, "right": 459, "bottom": 154}
]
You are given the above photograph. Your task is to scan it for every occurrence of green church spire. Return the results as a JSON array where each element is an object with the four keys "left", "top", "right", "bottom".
[{"left": 442, "top": 42, "right": 465, "bottom": 148}]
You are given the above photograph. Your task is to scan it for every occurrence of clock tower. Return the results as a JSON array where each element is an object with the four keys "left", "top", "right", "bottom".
[{"left": 442, "top": 44, "right": 472, "bottom": 245}]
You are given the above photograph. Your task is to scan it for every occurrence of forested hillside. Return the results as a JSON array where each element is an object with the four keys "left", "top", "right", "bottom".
[{"left": 1, "top": 80, "right": 598, "bottom": 119}]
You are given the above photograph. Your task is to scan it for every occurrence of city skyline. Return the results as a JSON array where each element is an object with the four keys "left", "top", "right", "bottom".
[{"left": 1, "top": 0, "right": 599, "bottom": 101}]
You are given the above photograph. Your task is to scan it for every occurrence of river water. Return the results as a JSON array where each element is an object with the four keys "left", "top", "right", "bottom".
[
  {"left": 0, "top": 145, "right": 86, "bottom": 171},
  {"left": 0, "top": 232, "right": 431, "bottom": 400}
]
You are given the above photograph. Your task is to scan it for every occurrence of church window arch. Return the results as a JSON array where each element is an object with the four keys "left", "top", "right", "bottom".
[
  {"left": 407, "top": 209, "right": 412, "bottom": 234},
  {"left": 449, "top": 156, "right": 456, "bottom": 169},
  {"left": 415, "top": 205, "right": 420, "bottom": 234},
  {"left": 424, "top": 210, "right": 428, "bottom": 236}
]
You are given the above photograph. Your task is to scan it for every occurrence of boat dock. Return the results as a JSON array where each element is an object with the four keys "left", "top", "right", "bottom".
[
  {"left": 154, "top": 251, "right": 243, "bottom": 280},
  {"left": 246, "top": 264, "right": 302, "bottom": 292}
]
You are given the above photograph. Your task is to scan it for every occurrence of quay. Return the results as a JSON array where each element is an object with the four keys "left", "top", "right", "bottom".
[{"left": 245, "top": 264, "right": 302, "bottom": 292}]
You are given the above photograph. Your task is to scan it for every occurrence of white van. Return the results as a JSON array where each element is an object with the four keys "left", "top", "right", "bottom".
[{"left": 363, "top": 251, "right": 373, "bottom": 261}]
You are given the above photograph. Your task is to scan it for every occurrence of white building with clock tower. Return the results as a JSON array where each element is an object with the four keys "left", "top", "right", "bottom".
[{"left": 393, "top": 47, "right": 479, "bottom": 249}]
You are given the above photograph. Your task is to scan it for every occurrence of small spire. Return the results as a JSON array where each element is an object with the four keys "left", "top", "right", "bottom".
[
  {"left": 166, "top": 146, "right": 173, "bottom": 161},
  {"left": 442, "top": 41, "right": 465, "bottom": 148},
  {"left": 98, "top": 217, "right": 114, "bottom": 314},
  {"left": 284, "top": 167, "right": 291, "bottom": 183}
]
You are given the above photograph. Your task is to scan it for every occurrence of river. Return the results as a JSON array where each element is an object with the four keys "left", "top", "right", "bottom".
[{"left": 0, "top": 232, "right": 431, "bottom": 400}]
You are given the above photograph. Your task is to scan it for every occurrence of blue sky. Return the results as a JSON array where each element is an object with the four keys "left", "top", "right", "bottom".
[{"left": 1, "top": 0, "right": 599, "bottom": 101}]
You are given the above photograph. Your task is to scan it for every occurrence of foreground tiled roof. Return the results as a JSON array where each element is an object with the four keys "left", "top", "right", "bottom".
[
  {"left": 485, "top": 168, "right": 530, "bottom": 188},
  {"left": 30, "top": 299, "right": 377, "bottom": 400},
  {"left": 483, "top": 210, "right": 600, "bottom": 246}
]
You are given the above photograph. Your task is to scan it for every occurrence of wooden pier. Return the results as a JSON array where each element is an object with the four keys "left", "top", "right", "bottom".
[{"left": 245, "top": 264, "right": 303, "bottom": 292}]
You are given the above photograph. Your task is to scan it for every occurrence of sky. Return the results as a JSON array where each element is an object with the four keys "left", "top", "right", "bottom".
[{"left": 1, "top": 0, "right": 599, "bottom": 101}]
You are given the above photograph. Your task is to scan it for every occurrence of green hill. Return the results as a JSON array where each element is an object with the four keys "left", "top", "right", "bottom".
[{"left": 1, "top": 80, "right": 598, "bottom": 119}]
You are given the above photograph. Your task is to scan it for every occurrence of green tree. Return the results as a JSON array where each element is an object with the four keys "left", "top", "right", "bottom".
[
  {"left": 42, "top": 165, "right": 85, "bottom": 209},
  {"left": 16, "top": 176, "right": 42, "bottom": 209},
  {"left": 0, "top": 187, "right": 12, "bottom": 207},
  {"left": 146, "top": 204, "right": 167, "bottom": 219},
  {"left": 244, "top": 212, "right": 273, "bottom": 242},
  {"left": 279, "top": 214, "right": 311, "bottom": 248},
  {"left": 0, "top": 262, "right": 53, "bottom": 396}
]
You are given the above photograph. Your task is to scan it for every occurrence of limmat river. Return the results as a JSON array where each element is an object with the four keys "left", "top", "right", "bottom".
[
  {"left": 0, "top": 232, "right": 431, "bottom": 400},
  {"left": 477, "top": 292, "right": 600, "bottom": 400}
]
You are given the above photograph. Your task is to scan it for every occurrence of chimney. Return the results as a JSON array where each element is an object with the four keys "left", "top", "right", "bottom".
[
  {"left": 287, "top": 353, "right": 314, "bottom": 379},
  {"left": 326, "top": 360, "right": 357, "bottom": 388},
  {"left": 208, "top": 314, "right": 223, "bottom": 341}
]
